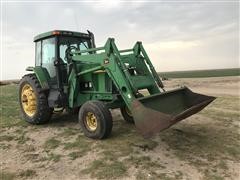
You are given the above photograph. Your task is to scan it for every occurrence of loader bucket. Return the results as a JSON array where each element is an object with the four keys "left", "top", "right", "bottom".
[{"left": 131, "top": 87, "right": 216, "bottom": 138}]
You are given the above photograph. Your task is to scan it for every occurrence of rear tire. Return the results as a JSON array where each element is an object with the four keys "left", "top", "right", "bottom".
[
  {"left": 120, "top": 93, "right": 144, "bottom": 124},
  {"left": 79, "top": 100, "right": 113, "bottom": 139},
  {"left": 120, "top": 106, "right": 134, "bottom": 124},
  {"left": 19, "top": 74, "right": 52, "bottom": 124}
]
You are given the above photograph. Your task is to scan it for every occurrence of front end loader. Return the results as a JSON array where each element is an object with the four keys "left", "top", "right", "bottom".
[{"left": 19, "top": 30, "right": 215, "bottom": 139}]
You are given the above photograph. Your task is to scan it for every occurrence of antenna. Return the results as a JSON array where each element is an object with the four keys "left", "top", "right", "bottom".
[{"left": 73, "top": 9, "right": 80, "bottom": 31}]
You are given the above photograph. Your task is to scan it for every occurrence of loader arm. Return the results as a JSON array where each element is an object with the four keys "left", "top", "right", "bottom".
[
  {"left": 133, "top": 42, "right": 164, "bottom": 89},
  {"left": 70, "top": 38, "right": 137, "bottom": 110},
  {"left": 69, "top": 38, "right": 215, "bottom": 138},
  {"left": 70, "top": 38, "right": 164, "bottom": 109}
]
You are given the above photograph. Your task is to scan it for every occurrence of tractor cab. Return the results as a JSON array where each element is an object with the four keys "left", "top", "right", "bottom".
[{"left": 33, "top": 30, "right": 95, "bottom": 87}]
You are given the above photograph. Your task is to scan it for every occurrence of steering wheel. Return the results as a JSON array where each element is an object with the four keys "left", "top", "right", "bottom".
[{"left": 65, "top": 46, "right": 78, "bottom": 63}]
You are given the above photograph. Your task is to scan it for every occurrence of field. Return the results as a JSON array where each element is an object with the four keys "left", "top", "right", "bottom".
[
  {"left": 158, "top": 68, "right": 240, "bottom": 79},
  {"left": 0, "top": 76, "right": 239, "bottom": 180}
]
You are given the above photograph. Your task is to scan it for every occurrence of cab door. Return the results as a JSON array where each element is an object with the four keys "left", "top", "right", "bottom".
[{"left": 41, "top": 37, "right": 57, "bottom": 80}]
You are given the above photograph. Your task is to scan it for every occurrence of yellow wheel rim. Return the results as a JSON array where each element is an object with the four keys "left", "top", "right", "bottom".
[
  {"left": 85, "top": 112, "right": 97, "bottom": 131},
  {"left": 125, "top": 107, "right": 132, "bottom": 117},
  {"left": 21, "top": 84, "right": 37, "bottom": 117}
]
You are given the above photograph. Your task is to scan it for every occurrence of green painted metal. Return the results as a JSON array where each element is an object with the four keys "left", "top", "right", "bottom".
[
  {"left": 33, "top": 66, "right": 51, "bottom": 90},
  {"left": 30, "top": 31, "right": 215, "bottom": 137},
  {"left": 133, "top": 42, "right": 164, "bottom": 89},
  {"left": 70, "top": 38, "right": 140, "bottom": 109},
  {"left": 66, "top": 38, "right": 172, "bottom": 109},
  {"left": 77, "top": 66, "right": 103, "bottom": 76}
]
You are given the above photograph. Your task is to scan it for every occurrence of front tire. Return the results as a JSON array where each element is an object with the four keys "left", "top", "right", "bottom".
[
  {"left": 79, "top": 101, "right": 112, "bottom": 139},
  {"left": 19, "top": 74, "right": 52, "bottom": 124}
]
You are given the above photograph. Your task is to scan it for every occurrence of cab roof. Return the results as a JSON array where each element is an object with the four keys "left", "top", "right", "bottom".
[{"left": 33, "top": 30, "right": 90, "bottom": 42}]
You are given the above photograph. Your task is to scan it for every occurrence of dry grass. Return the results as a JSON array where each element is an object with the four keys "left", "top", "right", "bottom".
[{"left": 0, "top": 77, "right": 239, "bottom": 180}]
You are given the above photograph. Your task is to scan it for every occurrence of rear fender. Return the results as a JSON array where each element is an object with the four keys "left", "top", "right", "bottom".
[{"left": 33, "top": 66, "right": 51, "bottom": 90}]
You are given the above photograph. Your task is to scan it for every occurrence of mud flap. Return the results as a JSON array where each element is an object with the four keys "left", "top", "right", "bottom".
[{"left": 131, "top": 87, "right": 216, "bottom": 138}]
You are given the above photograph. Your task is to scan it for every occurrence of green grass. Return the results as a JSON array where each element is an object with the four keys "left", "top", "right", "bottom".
[
  {"left": 0, "top": 143, "right": 11, "bottom": 150},
  {"left": 43, "top": 138, "right": 61, "bottom": 150},
  {"left": 68, "top": 151, "right": 83, "bottom": 160},
  {"left": 156, "top": 95, "right": 239, "bottom": 179},
  {"left": 63, "top": 135, "right": 91, "bottom": 156},
  {"left": 158, "top": 68, "right": 240, "bottom": 79},
  {"left": 0, "top": 135, "right": 15, "bottom": 142},
  {"left": 197, "top": 97, "right": 240, "bottom": 133},
  {"left": 0, "top": 171, "right": 16, "bottom": 180},
  {"left": 58, "top": 128, "right": 79, "bottom": 138},
  {"left": 15, "top": 131, "right": 30, "bottom": 144},
  {"left": 162, "top": 126, "right": 239, "bottom": 161},
  {"left": 160, "top": 111, "right": 239, "bottom": 179},
  {"left": 18, "top": 169, "right": 36, "bottom": 178},
  {"left": 24, "top": 153, "right": 40, "bottom": 162},
  {"left": 24, "top": 152, "right": 61, "bottom": 163},
  {"left": 203, "top": 96, "right": 240, "bottom": 112},
  {"left": 125, "top": 155, "right": 165, "bottom": 170},
  {"left": 21, "top": 144, "right": 35, "bottom": 152},
  {"left": 0, "top": 85, "right": 27, "bottom": 128},
  {"left": 136, "top": 171, "right": 182, "bottom": 180},
  {"left": 81, "top": 159, "right": 127, "bottom": 179},
  {"left": 46, "top": 153, "right": 61, "bottom": 162},
  {"left": 0, "top": 132, "right": 29, "bottom": 144},
  {"left": 204, "top": 169, "right": 225, "bottom": 180},
  {"left": 96, "top": 124, "right": 159, "bottom": 159}
]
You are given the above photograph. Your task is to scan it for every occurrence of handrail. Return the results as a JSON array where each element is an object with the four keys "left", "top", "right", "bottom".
[
  {"left": 119, "top": 49, "right": 133, "bottom": 53},
  {"left": 77, "top": 66, "right": 103, "bottom": 76},
  {"left": 75, "top": 46, "right": 105, "bottom": 54}
]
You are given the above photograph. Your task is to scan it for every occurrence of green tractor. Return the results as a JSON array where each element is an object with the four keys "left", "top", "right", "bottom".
[{"left": 19, "top": 30, "right": 215, "bottom": 139}]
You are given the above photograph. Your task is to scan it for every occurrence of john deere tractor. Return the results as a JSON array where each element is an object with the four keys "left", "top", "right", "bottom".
[{"left": 19, "top": 30, "right": 215, "bottom": 139}]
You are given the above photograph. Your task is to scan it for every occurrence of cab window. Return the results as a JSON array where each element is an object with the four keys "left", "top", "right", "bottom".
[
  {"left": 42, "top": 37, "right": 56, "bottom": 78},
  {"left": 35, "top": 41, "right": 41, "bottom": 66},
  {"left": 59, "top": 37, "right": 90, "bottom": 61}
]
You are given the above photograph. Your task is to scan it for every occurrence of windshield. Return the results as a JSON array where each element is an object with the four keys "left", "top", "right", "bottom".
[{"left": 59, "top": 36, "right": 91, "bottom": 62}]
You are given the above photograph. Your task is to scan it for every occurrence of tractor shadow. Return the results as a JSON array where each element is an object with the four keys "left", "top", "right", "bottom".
[
  {"left": 47, "top": 112, "right": 78, "bottom": 128},
  {"left": 45, "top": 109, "right": 127, "bottom": 130},
  {"left": 43, "top": 109, "right": 136, "bottom": 139}
]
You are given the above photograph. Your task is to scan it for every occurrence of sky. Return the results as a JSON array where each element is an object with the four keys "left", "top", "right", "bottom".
[{"left": 0, "top": 0, "right": 239, "bottom": 80}]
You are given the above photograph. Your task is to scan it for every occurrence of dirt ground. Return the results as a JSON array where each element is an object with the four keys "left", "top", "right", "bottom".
[{"left": 0, "top": 76, "right": 239, "bottom": 180}]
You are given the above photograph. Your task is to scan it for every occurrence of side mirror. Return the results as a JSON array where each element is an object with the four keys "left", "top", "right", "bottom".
[{"left": 87, "top": 30, "right": 96, "bottom": 48}]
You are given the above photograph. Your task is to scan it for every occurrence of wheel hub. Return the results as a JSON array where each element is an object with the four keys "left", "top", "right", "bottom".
[
  {"left": 21, "top": 84, "right": 37, "bottom": 117},
  {"left": 85, "top": 112, "right": 97, "bottom": 131}
]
